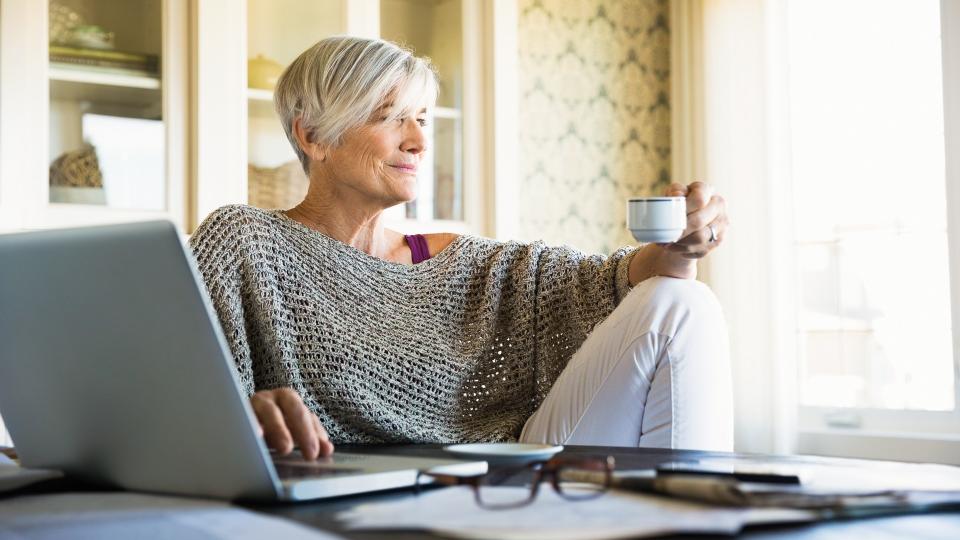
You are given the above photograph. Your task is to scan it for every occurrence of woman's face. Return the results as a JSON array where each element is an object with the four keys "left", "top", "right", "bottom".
[{"left": 321, "top": 104, "right": 429, "bottom": 207}]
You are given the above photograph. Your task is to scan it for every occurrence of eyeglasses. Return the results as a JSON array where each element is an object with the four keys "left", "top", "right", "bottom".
[{"left": 415, "top": 455, "right": 615, "bottom": 510}]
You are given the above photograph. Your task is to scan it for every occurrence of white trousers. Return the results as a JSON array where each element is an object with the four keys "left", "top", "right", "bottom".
[{"left": 519, "top": 277, "right": 733, "bottom": 451}]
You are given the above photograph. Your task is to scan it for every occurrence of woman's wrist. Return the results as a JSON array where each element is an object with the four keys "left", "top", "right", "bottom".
[{"left": 628, "top": 243, "right": 697, "bottom": 286}]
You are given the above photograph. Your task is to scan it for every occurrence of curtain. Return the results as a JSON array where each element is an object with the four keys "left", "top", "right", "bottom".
[{"left": 671, "top": 0, "right": 798, "bottom": 455}]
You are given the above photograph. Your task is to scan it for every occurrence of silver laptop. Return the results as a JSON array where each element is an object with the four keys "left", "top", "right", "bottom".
[{"left": 0, "top": 221, "right": 486, "bottom": 501}]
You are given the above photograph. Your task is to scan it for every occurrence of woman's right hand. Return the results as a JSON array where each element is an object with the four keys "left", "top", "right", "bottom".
[{"left": 250, "top": 388, "right": 334, "bottom": 460}]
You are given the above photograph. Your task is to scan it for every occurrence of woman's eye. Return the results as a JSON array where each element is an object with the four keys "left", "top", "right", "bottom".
[{"left": 416, "top": 118, "right": 428, "bottom": 127}]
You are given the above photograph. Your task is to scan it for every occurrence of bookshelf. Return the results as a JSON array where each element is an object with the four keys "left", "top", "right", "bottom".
[{"left": 0, "top": 0, "right": 191, "bottom": 230}]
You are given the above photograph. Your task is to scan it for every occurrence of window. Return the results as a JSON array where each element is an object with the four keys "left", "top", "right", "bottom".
[{"left": 786, "top": 0, "right": 960, "bottom": 436}]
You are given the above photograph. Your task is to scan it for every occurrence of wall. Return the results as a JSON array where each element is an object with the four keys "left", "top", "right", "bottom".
[{"left": 516, "top": 0, "right": 671, "bottom": 254}]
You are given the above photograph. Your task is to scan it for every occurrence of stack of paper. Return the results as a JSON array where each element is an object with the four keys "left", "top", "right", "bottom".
[
  {"left": 0, "top": 492, "right": 344, "bottom": 540},
  {"left": 339, "top": 485, "right": 815, "bottom": 540},
  {"left": 340, "top": 457, "right": 960, "bottom": 539}
]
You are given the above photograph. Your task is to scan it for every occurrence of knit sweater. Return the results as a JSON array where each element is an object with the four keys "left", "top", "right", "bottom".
[{"left": 189, "top": 205, "right": 638, "bottom": 443}]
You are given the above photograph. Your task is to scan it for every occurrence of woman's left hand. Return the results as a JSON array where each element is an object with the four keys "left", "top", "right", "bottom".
[
  {"left": 663, "top": 181, "right": 728, "bottom": 259},
  {"left": 628, "top": 181, "right": 728, "bottom": 284}
]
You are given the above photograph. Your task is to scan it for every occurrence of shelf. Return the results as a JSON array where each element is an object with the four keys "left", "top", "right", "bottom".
[
  {"left": 247, "top": 87, "right": 273, "bottom": 101},
  {"left": 248, "top": 88, "right": 277, "bottom": 118},
  {"left": 50, "top": 64, "right": 160, "bottom": 89},
  {"left": 49, "top": 64, "right": 160, "bottom": 108},
  {"left": 433, "top": 106, "right": 461, "bottom": 120}
]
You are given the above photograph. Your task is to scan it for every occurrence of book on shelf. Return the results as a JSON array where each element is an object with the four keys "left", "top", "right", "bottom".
[{"left": 49, "top": 44, "right": 159, "bottom": 74}]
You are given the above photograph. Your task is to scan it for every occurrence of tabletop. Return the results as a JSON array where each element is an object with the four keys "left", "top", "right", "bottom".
[{"left": 242, "top": 444, "right": 960, "bottom": 540}]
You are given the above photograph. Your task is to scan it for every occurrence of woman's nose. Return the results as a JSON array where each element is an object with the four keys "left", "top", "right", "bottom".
[{"left": 400, "top": 119, "right": 427, "bottom": 154}]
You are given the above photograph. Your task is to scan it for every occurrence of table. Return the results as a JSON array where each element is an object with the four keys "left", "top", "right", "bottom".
[
  {"left": 244, "top": 444, "right": 960, "bottom": 539},
  {"left": 4, "top": 444, "right": 960, "bottom": 539}
]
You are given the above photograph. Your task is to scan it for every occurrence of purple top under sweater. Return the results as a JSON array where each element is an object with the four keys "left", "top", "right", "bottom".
[{"left": 405, "top": 234, "right": 431, "bottom": 264}]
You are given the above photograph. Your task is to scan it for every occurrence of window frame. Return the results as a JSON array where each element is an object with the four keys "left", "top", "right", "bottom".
[{"left": 793, "top": 0, "right": 960, "bottom": 463}]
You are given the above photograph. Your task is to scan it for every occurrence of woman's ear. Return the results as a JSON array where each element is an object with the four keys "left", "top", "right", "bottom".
[{"left": 292, "top": 117, "right": 326, "bottom": 163}]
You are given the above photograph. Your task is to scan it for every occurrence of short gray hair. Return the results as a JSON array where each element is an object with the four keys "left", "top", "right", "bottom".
[{"left": 274, "top": 36, "right": 439, "bottom": 175}]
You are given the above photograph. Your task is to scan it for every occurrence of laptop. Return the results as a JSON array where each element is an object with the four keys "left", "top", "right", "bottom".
[{"left": 0, "top": 221, "right": 486, "bottom": 501}]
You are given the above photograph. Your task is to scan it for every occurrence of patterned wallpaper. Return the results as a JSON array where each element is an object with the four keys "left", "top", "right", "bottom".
[{"left": 516, "top": 0, "right": 671, "bottom": 254}]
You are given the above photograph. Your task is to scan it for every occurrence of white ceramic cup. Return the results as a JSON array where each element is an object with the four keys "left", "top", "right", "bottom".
[{"left": 627, "top": 197, "right": 687, "bottom": 243}]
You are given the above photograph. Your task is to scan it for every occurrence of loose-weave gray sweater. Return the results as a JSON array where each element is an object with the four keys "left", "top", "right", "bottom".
[{"left": 189, "top": 204, "right": 637, "bottom": 443}]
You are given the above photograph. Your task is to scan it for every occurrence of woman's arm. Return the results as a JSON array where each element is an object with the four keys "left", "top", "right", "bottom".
[
  {"left": 190, "top": 207, "right": 333, "bottom": 459},
  {"left": 628, "top": 182, "right": 729, "bottom": 285}
]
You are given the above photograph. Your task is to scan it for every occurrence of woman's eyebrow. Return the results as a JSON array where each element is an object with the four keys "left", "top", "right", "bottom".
[{"left": 377, "top": 104, "right": 427, "bottom": 116}]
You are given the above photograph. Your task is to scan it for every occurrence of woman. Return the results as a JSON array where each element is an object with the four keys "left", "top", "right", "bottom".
[{"left": 189, "top": 36, "right": 731, "bottom": 461}]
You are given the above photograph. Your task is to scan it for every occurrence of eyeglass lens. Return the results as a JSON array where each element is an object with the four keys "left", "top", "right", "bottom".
[{"left": 476, "top": 459, "right": 610, "bottom": 509}]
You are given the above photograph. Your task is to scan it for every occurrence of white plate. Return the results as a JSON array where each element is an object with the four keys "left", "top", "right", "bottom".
[{"left": 442, "top": 443, "right": 564, "bottom": 461}]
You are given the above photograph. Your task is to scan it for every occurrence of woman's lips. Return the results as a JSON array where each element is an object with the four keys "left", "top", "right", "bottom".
[{"left": 389, "top": 163, "right": 418, "bottom": 174}]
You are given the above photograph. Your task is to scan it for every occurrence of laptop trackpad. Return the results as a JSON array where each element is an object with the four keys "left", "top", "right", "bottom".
[{"left": 271, "top": 453, "right": 363, "bottom": 480}]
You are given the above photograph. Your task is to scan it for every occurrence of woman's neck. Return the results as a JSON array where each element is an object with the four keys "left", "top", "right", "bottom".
[{"left": 284, "top": 184, "right": 403, "bottom": 261}]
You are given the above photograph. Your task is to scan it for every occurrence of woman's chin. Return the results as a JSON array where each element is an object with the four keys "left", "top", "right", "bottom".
[
  {"left": 381, "top": 190, "right": 416, "bottom": 209},
  {"left": 394, "top": 182, "right": 419, "bottom": 204},
  {"left": 376, "top": 174, "right": 418, "bottom": 207}
]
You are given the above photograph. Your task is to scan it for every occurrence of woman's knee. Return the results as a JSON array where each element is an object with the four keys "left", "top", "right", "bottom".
[
  {"left": 630, "top": 276, "right": 721, "bottom": 314},
  {"left": 611, "top": 277, "right": 726, "bottom": 344}
]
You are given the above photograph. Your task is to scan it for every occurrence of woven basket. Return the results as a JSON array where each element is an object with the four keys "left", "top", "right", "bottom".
[
  {"left": 248, "top": 161, "right": 309, "bottom": 210},
  {"left": 49, "top": 144, "right": 104, "bottom": 188}
]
